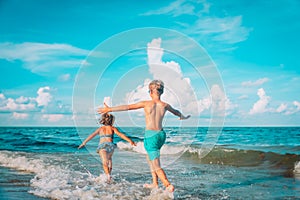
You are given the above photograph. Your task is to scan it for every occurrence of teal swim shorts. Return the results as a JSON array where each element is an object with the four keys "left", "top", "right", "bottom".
[{"left": 144, "top": 129, "right": 166, "bottom": 160}]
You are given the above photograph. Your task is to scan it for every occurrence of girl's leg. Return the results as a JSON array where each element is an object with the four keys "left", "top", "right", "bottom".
[
  {"left": 107, "top": 151, "right": 114, "bottom": 175},
  {"left": 99, "top": 150, "right": 110, "bottom": 181}
]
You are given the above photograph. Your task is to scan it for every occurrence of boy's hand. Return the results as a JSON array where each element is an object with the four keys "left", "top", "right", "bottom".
[
  {"left": 180, "top": 115, "right": 191, "bottom": 120},
  {"left": 97, "top": 102, "right": 110, "bottom": 114}
]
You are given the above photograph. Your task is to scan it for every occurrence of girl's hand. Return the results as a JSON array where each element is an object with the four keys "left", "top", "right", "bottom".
[
  {"left": 78, "top": 143, "right": 85, "bottom": 149},
  {"left": 130, "top": 141, "right": 137, "bottom": 146},
  {"left": 97, "top": 102, "right": 110, "bottom": 114}
]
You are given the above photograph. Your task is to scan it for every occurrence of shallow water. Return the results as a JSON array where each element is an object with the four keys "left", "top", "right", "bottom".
[{"left": 0, "top": 127, "right": 299, "bottom": 199}]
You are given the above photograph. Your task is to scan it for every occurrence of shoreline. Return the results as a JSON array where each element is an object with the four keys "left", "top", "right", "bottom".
[{"left": 0, "top": 166, "right": 47, "bottom": 200}]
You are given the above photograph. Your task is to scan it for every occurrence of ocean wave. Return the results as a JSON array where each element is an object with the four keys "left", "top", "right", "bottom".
[
  {"left": 0, "top": 150, "right": 174, "bottom": 200},
  {"left": 116, "top": 142, "right": 300, "bottom": 178},
  {"left": 183, "top": 146, "right": 300, "bottom": 178},
  {"left": 116, "top": 141, "right": 186, "bottom": 156},
  {"left": 0, "top": 138, "right": 79, "bottom": 152}
]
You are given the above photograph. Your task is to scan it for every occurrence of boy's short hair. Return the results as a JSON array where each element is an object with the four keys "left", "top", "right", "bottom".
[
  {"left": 100, "top": 113, "right": 115, "bottom": 126},
  {"left": 149, "top": 80, "right": 164, "bottom": 95}
]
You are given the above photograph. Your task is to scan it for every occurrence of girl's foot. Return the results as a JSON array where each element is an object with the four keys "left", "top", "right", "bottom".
[
  {"left": 143, "top": 183, "right": 158, "bottom": 189},
  {"left": 106, "top": 174, "right": 112, "bottom": 184},
  {"left": 166, "top": 184, "right": 174, "bottom": 192}
]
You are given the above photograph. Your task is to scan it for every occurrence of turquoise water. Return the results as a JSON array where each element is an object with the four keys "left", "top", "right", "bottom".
[{"left": 0, "top": 127, "right": 299, "bottom": 199}]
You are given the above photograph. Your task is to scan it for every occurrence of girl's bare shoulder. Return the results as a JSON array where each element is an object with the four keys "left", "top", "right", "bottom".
[{"left": 98, "top": 126, "right": 104, "bottom": 133}]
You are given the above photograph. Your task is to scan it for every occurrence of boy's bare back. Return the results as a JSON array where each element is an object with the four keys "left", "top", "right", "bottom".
[{"left": 143, "top": 100, "right": 168, "bottom": 131}]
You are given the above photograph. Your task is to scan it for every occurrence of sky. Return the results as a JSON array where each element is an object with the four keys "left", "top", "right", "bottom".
[{"left": 0, "top": 0, "right": 299, "bottom": 127}]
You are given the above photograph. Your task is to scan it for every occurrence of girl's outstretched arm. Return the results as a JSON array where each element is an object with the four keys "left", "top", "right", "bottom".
[
  {"left": 78, "top": 128, "right": 100, "bottom": 149},
  {"left": 166, "top": 104, "right": 191, "bottom": 120},
  {"left": 97, "top": 102, "right": 145, "bottom": 114},
  {"left": 113, "top": 127, "right": 136, "bottom": 146}
]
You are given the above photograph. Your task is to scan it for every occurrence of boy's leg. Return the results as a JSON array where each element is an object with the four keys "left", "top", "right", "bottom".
[
  {"left": 150, "top": 157, "right": 174, "bottom": 192},
  {"left": 144, "top": 130, "right": 171, "bottom": 189},
  {"left": 143, "top": 155, "right": 158, "bottom": 188}
]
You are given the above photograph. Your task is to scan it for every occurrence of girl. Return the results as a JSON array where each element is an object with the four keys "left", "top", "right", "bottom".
[{"left": 78, "top": 113, "right": 136, "bottom": 182}]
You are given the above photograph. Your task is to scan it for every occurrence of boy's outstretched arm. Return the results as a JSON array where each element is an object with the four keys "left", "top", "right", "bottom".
[
  {"left": 166, "top": 104, "right": 191, "bottom": 120},
  {"left": 113, "top": 127, "right": 136, "bottom": 146},
  {"left": 97, "top": 102, "right": 145, "bottom": 114}
]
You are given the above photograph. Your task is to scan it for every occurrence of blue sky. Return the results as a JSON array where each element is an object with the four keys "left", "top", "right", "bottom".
[{"left": 0, "top": 0, "right": 299, "bottom": 126}]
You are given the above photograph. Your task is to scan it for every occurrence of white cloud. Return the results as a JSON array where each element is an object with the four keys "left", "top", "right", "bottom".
[
  {"left": 285, "top": 101, "right": 300, "bottom": 115},
  {"left": 249, "top": 88, "right": 270, "bottom": 115},
  {"left": 42, "top": 114, "right": 64, "bottom": 122},
  {"left": 0, "top": 42, "right": 89, "bottom": 62},
  {"left": 294, "top": 101, "right": 300, "bottom": 110},
  {"left": 58, "top": 74, "right": 71, "bottom": 82},
  {"left": 0, "top": 42, "right": 90, "bottom": 75},
  {"left": 0, "top": 87, "right": 71, "bottom": 116},
  {"left": 276, "top": 103, "right": 287, "bottom": 113},
  {"left": 210, "top": 84, "right": 237, "bottom": 116},
  {"left": 142, "top": 0, "right": 198, "bottom": 17},
  {"left": 103, "top": 96, "right": 112, "bottom": 106},
  {"left": 0, "top": 86, "right": 72, "bottom": 116},
  {"left": 0, "top": 97, "right": 36, "bottom": 112},
  {"left": 197, "top": 97, "right": 211, "bottom": 113},
  {"left": 36, "top": 86, "right": 52, "bottom": 107},
  {"left": 248, "top": 96, "right": 299, "bottom": 116},
  {"left": 0, "top": 93, "right": 5, "bottom": 100},
  {"left": 6, "top": 98, "right": 18, "bottom": 110},
  {"left": 15, "top": 96, "right": 29, "bottom": 104},
  {"left": 125, "top": 79, "right": 151, "bottom": 104},
  {"left": 142, "top": 0, "right": 251, "bottom": 48},
  {"left": 12, "top": 112, "right": 29, "bottom": 120},
  {"left": 192, "top": 16, "right": 251, "bottom": 44},
  {"left": 123, "top": 38, "right": 234, "bottom": 118},
  {"left": 273, "top": 100, "right": 300, "bottom": 115},
  {"left": 147, "top": 38, "right": 197, "bottom": 114},
  {"left": 122, "top": 38, "right": 196, "bottom": 115},
  {"left": 238, "top": 95, "right": 248, "bottom": 100},
  {"left": 242, "top": 78, "right": 269, "bottom": 87}
]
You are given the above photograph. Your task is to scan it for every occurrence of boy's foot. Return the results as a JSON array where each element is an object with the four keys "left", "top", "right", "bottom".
[
  {"left": 143, "top": 183, "right": 158, "bottom": 189},
  {"left": 166, "top": 184, "right": 174, "bottom": 192}
]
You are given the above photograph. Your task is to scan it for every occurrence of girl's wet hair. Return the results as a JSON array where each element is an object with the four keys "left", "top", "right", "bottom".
[
  {"left": 149, "top": 80, "right": 164, "bottom": 95},
  {"left": 100, "top": 113, "right": 115, "bottom": 126}
]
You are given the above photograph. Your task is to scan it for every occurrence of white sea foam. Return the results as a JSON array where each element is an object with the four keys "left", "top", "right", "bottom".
[
  {"left": 117, "top": 141, "right": 186, "bottom": 155},
  {"left": 167, "top": 136, "right": 194, "bottom": 145},
  {"left": 294, "top": 161, "right": 300, "bottom": 179},
  {"left": 185, "top": 146, "right": 211, "bottom": 159},
  {"left": 147, "top": 188, "right": 174, "bottom": 200},
  {"left": 0, "top": 151, "right": 45, "bottom": 173},
  {"left": 0, "top": 150, "right": 174, "bottom": 200},
  {"left": 0, "top": 151, "right": 95, "bottom": 199},
  {"left": 117, "top": 141, "right": 147, "bottom": 154}
]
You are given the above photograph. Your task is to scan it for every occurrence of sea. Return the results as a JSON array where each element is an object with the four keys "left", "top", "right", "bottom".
[{"left": 0, "top": 127, "right": 299, "bottom": 200}]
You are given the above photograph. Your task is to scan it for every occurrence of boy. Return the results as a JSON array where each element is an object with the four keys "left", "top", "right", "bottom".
[{"left": 98, "top": 80, "right": 190, "bottom": 192}]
